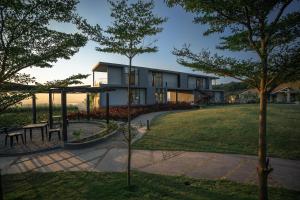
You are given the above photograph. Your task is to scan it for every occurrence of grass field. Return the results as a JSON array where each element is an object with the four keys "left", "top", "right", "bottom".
[
  {"left": 3, "top": 171, "right": 299, "bottom": 200},
  {"left": 134, "top": 104, "right": 300, "bottom": 159}
]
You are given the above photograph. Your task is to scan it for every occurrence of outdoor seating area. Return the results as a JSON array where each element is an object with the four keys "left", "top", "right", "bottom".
[
  {"left": 0, "top": 86, "right": 113, "bottom": 156},
  {"left": 0, "top": 121, "right": 107, "bottom": 155}
]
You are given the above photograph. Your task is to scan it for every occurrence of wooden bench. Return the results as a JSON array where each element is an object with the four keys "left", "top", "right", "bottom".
[
  {"left": 5, "top": 132, "right": 25, "bottom": 147},
  {"left": 48, "top": 128, "right": 61, "bottom": 141}
]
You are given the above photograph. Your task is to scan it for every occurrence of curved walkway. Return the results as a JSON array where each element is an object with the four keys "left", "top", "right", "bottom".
[{"left": 0, "top": 110, "right": 299, "bottom": 191}]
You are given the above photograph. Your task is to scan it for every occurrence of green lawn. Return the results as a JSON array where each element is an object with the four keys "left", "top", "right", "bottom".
[
  {"left": 134, "top": 104, "right": 300, "bottom": 159},
  {"left": 3, "top": 171, "right": 299, "bottom": 200}
]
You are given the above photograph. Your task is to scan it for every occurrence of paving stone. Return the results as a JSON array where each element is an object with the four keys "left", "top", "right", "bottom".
[{"left": 96, "top": 148, "right": 127, "bottom": 172}]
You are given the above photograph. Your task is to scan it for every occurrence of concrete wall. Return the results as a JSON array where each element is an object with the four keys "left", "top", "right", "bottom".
[
  {"left": 188, "top": 76, "right": 196, "bottom": 89},
  {"left": 138, "top": 68, "right": 149, "bottom": 87},
  {"left": 107, "top": 67, "right": 122, "bottom": 85},
  {"left": 180, "top": 73, "right": 188, "bottom": 89},
  {"left": 100, "top": 89, "right": 127, "bottom": 106},
  {"left": 146, "top": 87, "right": 156, "bottom": 104},
  {"left": 163, "top": 73, "right": 178, "bottom": 88}
]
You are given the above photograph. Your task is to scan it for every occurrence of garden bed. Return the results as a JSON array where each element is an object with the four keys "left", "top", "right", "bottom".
[
  {"left": 64, "top": 121, "right": 120, "bottom": 149},
  {"left": 68, "top": 102, "right": 195, "bottom": 121}
]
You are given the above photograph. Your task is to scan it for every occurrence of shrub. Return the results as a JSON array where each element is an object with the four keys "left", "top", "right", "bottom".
[{"left": 68, "top": 102, "right": 195, "bottom": 121}]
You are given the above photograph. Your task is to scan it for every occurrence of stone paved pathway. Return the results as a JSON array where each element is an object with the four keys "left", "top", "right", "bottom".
[
  {"left": 1, "top": 148, "right": 299, "bottom": 191},
  {"left": 0, "top": 110, "right": 299, "bottom": 191}
]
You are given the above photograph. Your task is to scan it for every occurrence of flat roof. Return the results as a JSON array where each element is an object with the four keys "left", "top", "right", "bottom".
[{"left": 92, "top": 61, "right": 218, "bottom": 79}]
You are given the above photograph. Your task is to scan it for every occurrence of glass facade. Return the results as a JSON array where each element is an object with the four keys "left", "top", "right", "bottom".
[
  {"left": 131, "top": 89, "right": 145, "bottom": 105},
  {"left": 124, "top": 67, "right": 138, "bottom": 86},
  {"left": 152, "top": 72, "right": 163, "bottom": 87},
  {"left": 196, "top": 78, "right": 204, "bottom": 89},
  {"left": 155, "top": 88, "right": 166, "bottom": 103}
]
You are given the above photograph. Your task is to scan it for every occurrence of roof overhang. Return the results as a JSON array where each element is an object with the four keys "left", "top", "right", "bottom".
[
  {"left": 92, "top": 62, "right": 108, "bottom": 72},
  {"left": 92, "top": 61, "right": 219, "bottom": 79}
]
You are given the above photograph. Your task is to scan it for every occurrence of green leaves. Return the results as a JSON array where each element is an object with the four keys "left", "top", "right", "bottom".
[
  {"left": 173, "top": 44, "right": 261, "bottom": 88},
  {"left": 95, "top": 0, "right": 167, "bottom": 58},
  {"left": 167, "top": 0, "right": 299, "bottom": 91},
  {"left": 0, "top": 0, "right": 95, "bottom": 111},
  {"left": 0, "top": 0, "right": 92, "bottom": 84}
]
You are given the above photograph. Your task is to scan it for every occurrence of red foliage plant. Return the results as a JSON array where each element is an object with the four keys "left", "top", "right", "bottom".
[{"left": 68, "top": 102, "right": 194, "bottom": 121}]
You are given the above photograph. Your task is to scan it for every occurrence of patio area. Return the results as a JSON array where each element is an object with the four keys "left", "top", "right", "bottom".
[{"left": 0, "top": 121, "right": 106, "bottom": 156}]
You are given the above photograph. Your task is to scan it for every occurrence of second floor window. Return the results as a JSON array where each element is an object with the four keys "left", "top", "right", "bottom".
[
  {"left": 196, "top": 78, "right": 204, "bottom": 89},
  {"left": 124, "top": 67, "right": 138, "bottom": 85},
  {"left": 152, "top": 72, "right": 163, "bottom": 87}
]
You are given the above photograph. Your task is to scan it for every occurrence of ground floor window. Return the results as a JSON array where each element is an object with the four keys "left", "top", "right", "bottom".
[
  {"left": 177, "top": 91, "right": 194, "bottom": 103},
  {"left": 155, "top": 88, "right": 166, "bottom": 104},
  {"left": 167, "top": 91, "right": 177, "bottom": 102},
  {"left": 166, "top": 91, "right": 194, "bottom": 103},
  {"left": 131, "top": 89, "right": 146, "bottom": 105}
]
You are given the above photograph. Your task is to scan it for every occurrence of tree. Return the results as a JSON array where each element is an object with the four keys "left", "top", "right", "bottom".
[
  {"left": 0, "top": 0, "right": 100, "bottom": 111},
  {"left": 94, "top": 0, "right": 166, "bottom": 186},
  {"left": 166, "top": 1, "right": 300, "bottom": 199}
]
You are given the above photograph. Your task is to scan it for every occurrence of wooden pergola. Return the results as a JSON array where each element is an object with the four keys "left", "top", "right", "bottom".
[{"left": 2, "top": 84, "right": 114, "bottom": 143}]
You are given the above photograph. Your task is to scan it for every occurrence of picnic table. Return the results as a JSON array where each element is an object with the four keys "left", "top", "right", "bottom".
[{"left": 23, "top": 123, "right": 48, "bottom": 143}]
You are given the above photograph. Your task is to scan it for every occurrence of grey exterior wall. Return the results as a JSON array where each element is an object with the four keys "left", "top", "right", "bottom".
[
  {"left": 163, "top": 73, "right": 178, "bottom": 88},
  {"left": 99, "top": 65, "right": 221, "bottom": 106},
  {"left": 188, "top": 76, "right": 196, "bottom": 89},
  {"left": 138, "top": 68, "right": 149, "bottom": 87},
  {"left": 100, "top": 88, "right": 127, "bottom": 106},
  {"left": 180, "top": 73, "right": 188, "bottom": 89},
  {"left": 107, "top": 67, "right": 122, "bottom": 85}
]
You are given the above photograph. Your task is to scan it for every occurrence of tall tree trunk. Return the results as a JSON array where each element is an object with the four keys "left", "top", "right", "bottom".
[
  {"left": 258, "top": 57, "right": 270, "bottom": 200},
  {"left": 127, "top": 57, "right": 132, "bottom": 187}
]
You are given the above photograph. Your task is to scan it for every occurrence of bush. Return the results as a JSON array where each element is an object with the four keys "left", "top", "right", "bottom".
[{"left": 68, "top": 102, "right": 195, "bottom": 121}]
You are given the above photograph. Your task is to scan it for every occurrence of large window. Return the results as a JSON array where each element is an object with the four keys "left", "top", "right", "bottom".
[
  {"left": 124, "top": 67, "right": 138, "bottom": 86},
  {"left": 155, "top": 88, "right": 165, "bottom": 103},
  {"left": 131, "top": 89, "right": 145, "bottom": 105},
  {"left": 196, "top": 78, "right": 204, "bottom": 89},
  {"left": 152, "top": 72, "right": 163, "bottom": 87}
]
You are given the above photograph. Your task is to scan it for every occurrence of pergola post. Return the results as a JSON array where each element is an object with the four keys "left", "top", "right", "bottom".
[
  {"left": 106, "top": 92, "right": 109, "bottom": 124},
  {"left": 32, "top": 94, "right": 37, "bottom": 124},
  {"left": 86, "top": 93, "right": 90, "bottom": 120},
  {"left": 61, "top": 90, "right": 68, "bottom": 142},
  {"left": 48, "top": 91, "right": 53, "bottom": 128}
]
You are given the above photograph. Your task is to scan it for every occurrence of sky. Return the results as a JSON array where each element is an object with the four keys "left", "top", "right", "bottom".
[{"left": 20, "top": 0, "right": 299, "bottom": 85}]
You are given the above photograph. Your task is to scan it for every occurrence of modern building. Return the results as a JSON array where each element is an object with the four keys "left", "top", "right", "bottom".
[{"left": 92, "top": 62, "right": 224, "bottom": 107}]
